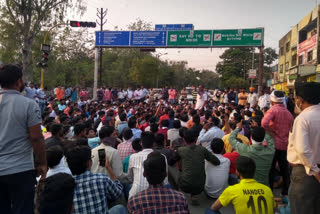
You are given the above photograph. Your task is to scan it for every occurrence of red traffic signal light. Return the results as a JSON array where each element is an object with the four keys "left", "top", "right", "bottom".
[{"left": 70, "top": 21, "right": 96, "bottom": 28}]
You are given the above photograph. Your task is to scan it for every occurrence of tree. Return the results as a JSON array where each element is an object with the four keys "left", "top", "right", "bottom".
[
  {"left": 0, "top": 0, "right": 86, "bottom": 80},
  {"left": 216, "top": 47, "right": 278, "bottom": 88},
  {"left": 130, "top": 56, "right": 159, "bottom": 88},
  {"left": 264, "top": 47, "right": 278, "bottom": 67},
  {"left": 216, "top": 48, "right": 253, "bottom": 87}
]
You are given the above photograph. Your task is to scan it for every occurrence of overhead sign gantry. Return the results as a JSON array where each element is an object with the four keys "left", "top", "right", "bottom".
[{"left": 93, "top": 26, "right": 265, "bottom": 99}]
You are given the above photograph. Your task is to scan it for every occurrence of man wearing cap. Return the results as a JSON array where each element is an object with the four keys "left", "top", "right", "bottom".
[
  {"left": 247, "top": 87, "right": 258, "bottom": 108},
  {"left": 287, "top": 82, "right": 320, "bottom": 214},
  {"left": 262, "top": 90, "right": 293, "bottom": 196}
]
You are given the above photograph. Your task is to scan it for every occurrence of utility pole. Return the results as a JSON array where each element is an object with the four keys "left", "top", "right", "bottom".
[
  {"left": 96, "top": 8, "right": 108, "bottom": 86},
  {"left": 251, "top": 48, "right": 255, "bottom": 87}
]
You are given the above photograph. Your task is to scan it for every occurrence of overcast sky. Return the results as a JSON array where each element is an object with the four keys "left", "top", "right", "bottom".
[{"left": 70, "top": 0, "right": 318, "bottom": 71}]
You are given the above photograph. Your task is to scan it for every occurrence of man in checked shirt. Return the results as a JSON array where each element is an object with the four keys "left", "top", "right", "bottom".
[
  {"left": 262, "top": 90, "right": 293, "bottom": 196},
  {"left": 128, "top": 151, "right": 190, "bottom": 214},
  {"left": 66, "top": 145, "right": 127, "bottom": 214}
]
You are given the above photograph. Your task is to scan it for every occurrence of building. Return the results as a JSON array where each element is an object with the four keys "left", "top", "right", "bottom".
[{"left": 273, "top": 5, "right": 320, "bottom": 92}]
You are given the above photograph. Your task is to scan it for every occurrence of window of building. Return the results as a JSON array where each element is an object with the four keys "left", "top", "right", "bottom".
[
  {"left": 291, "top": 54, "right": 297, "bottom": 66},
  {"left": 286, "top": 42, "right": 290, "bottom": 52},
  {"left": 298, "top": 55, "right": 303, "bottom": 64},
  {"left": 280, "top": 64, "right": 283, "bottom": 73},
  {"left": 285, "top": 62, "right": 289, "bottom": 71},
  {"left": 280, "top": 47, "right": 284, "bottom": 56},
  {"left": 308, "top": 50, "right": 313, "bottom": 62}
]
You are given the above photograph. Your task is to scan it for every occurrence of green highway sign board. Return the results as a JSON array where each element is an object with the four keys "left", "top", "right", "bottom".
[
  {"left": 212, "top": 28, "right": 263, "bottom": 47},
  {"left": 167, "top": 30, "right": 212, "bottom": 47},
  {"left": 96, "top": 28, "right": 264, "bottom": 48}
]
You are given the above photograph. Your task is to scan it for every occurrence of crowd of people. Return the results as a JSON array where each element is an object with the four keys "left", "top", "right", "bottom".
[{"left": 0, "top": 63, "right": 320, "bottom": 214}]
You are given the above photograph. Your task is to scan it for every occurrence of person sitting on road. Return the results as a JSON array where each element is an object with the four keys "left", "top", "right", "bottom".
[{"left": 208, "top": 156, "right": 275, "bottom": 214}]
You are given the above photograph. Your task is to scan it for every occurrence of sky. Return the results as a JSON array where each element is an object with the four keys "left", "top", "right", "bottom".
[{"left": 69, "top": 0, "right": 318, "bottom": 72}]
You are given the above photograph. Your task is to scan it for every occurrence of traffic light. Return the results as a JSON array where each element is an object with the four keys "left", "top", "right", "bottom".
[
  {"left": 70, "top": 21, "right": 96, "bottom": 28},
  {"left": 37, "top": 52, "right": 49, "bottom": 68},
  {"left": 37, "top": 44, "right": 50, "bottom": 68}
]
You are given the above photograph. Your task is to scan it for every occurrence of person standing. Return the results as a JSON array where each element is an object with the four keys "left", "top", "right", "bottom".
[
  {"left": 104, "top": 87, "right": 112, "bottom": 102},
  {"left": 56, "top": 86, "right": 65, "bottom": 101},
  {"left": 227, "top": 88, "right": 236, "bottom": 103},
  {"left": 71, "top": 87, "right": 78, "bottom": 102},
  {"left": 168, "top": 86, "right": 177, "bottom": 104},
  {"left": 180, "top": 87, "right": 188, "bottom": 100},
  {"left": 258, "top": 89, "right": 271, "bottom": 110},
  {"left": 262, "top": 90, "right": 293, "bottom": 196},
  {"left": 162, "top": 86, "right": 169, "bottom": 101},
  {"left": 192, "top": 86, "right": 198, "bottom": 102},
  {"left": 25, "top": 82, "right": 36, "bottom": 100},
  {"left": 287, "top": 82, "right": 320, "bottom": 214},
  {"left": 0, "top": 64, "right": 47, "bottom": 214},
  {"left": 247, "top": 87, "right": 258, "bottom": 108},
  {"left": 195, "top": 85, "right": 208, "bottom": 110},
  {"left": 36, "top": 85, "right": 46, "bottom": 113},
  {"left": 127, "top": 87, "right": 133, "bottom": 101},
  {"left": 222, "top": 89, "right": 229, "bottom": 104}
]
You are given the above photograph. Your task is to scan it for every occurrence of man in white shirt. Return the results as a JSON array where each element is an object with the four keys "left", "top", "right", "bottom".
[
  {"left": 167, "top": 120, "right": 181, "bottom": 146},
  {"left": 205, "top": 138, "right": 230, "bottom": 199},
  {"left": 117, "top": 89, "right": 125, "bottom": 102},
  {"left": 287, "top": 82, "right": 320, "bottom": 214},
  {"left": 195, "top": 85, "right": 208, "bottom": 110},
  {"left": 247, "top": 87, "right": 258, "bottom": 108},
  {"left": 35, "top": 85, "right": 46, "bottom": 113},
  {"left": 198, "top": 117, "right": 225, "bottom": 152},
  {"left": 127, "top": 88, "right": 133, "bottom": 100},
  {"left": 24, "top": 83, "right": 36, "bottom": 100},
  {"left": 258, "top": 90, "right": 271, "bottom": 110},
  {"left": 140, "top": 86, "right": 149, "bottom": 100},
  {"left": 134, "top": 88, "right": 141, "bottom": 101},
  {"left": 91, "top": 126, "right": 128, "bottom": 183}
]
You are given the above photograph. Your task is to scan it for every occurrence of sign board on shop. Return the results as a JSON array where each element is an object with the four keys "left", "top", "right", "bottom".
[
  {"left": 167, "top": 30, "right": 212, "bottom": 47},
  {"left": 248, "top": 69, "right": 257, "bottom": 79},
  {"left": 155, "top": 24, "right": 194, "bottom": 31},
  {"left": 212, "top": 28, "right": 263, "bottom": 47}
]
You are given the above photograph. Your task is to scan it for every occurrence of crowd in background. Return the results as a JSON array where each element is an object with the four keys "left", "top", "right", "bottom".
[{"left": 1, "top": 64, "right": 320, "bottom": 214}]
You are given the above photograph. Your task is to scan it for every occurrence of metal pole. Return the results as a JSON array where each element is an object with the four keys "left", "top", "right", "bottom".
[
  {"left": 40, "top": 68, "right": 44, "bottom": 89},
  {"left": 258, "top": 46, "right": 264, "bottom": 93},
  {"left": 251, "top": 49, "right": 255, "bottom": 87},
  {"left": 93, "top": 48, "right": 99, "bottom": 100},
  {"left": 99, "top": 8, "right": 103, "bottom": 86}
]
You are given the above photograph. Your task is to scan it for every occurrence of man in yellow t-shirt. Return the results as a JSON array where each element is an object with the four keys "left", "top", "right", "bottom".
[
  {"left": 222, "top": 132, "right": 250, "bottom": 153},
  {"left": 209, "top": 156, "right": 275, "bottom": 214}
]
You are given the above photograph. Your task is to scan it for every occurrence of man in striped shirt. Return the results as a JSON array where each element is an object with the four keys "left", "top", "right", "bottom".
[{"left": 127, "top": 132, "right": 155, "bottom": 198}]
